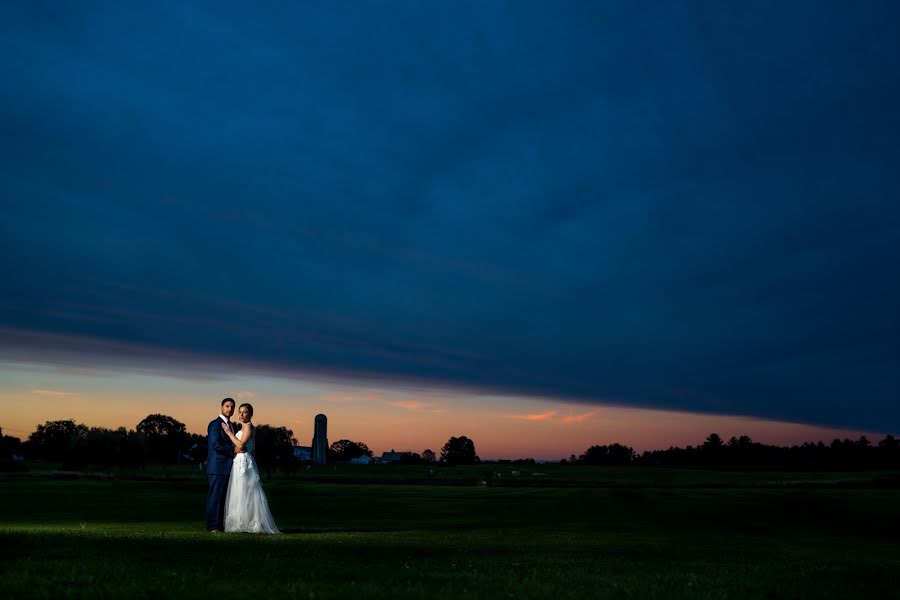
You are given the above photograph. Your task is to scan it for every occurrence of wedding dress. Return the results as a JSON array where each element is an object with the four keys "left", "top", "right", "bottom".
[{"left": 224, "top": 428, "right": 281, "bottom": 534}]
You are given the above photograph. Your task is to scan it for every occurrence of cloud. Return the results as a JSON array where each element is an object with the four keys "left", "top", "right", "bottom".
[
  {"left": 386, "top": 400, "right": 442, "bottom": 412},
  {"left": 325, "top": 393, "right": 382, "bottom": 404},
  {"left": 325, "top": 396, "right": 356, "bottom": 404},
  {"left": 1, "top": 4, "right": 899, "bottom": 433},
  {"left": 507, "top": 411, "right": 558, "bottom": 422},
  {"left": 562, "top": 409, "right": 602, "bottom": 424},
  {"left": 31, "top": 389, "right": 78, "bottom": 398},
  {"left": 236, "top": 391, "right": 256, "bottom": 400},
  {"left": 505, "top": 408, "right": 601, "bottom": 424}
]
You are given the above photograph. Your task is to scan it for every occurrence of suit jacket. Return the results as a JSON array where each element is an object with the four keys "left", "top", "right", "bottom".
[{"left": 206, "top": 417, "right": 235, "bottom": 475}]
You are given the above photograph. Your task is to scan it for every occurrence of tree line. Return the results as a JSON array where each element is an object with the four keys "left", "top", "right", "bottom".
[
  {"left": 5, "top": 419, "right": 896, "bottom": 471},
  {"left": 0, "top": 416, "right": 298, "bottom": 474},
  {"left": 326, "top": 436, "right": 477, "bottom": 465},
  {"left": 564, "top": 433, "right": 900, "bottom": 468},
  {"left": 0, "top": 419, "right": 482, "bottom": 472}
]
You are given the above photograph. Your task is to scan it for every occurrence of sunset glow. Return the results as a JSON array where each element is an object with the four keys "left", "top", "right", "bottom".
[{"left": 1, "top": 358, "right": 881, "bottom": 460}]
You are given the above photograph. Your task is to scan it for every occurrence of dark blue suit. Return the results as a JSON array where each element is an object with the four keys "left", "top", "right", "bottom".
[{"left": 206, "top": 417, "right": 235, "bottom": 531}]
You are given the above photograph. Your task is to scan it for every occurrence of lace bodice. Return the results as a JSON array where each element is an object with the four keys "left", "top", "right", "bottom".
[{"left": 236, "top": 427, "right": 255, "bottom": 454}]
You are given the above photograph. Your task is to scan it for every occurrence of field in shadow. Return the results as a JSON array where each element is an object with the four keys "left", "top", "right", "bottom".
[{"left": 2, "top": 470, "right": 899, "bottom": 597}]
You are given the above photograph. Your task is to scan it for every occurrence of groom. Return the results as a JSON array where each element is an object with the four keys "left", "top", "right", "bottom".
[{"left": 206, "top": 397, "right": 236, "bottom": 532}]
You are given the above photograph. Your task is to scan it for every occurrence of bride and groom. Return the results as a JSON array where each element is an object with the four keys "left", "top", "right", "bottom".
[{"left": 206, "top": 397, "right": 280, "bottom": 534}]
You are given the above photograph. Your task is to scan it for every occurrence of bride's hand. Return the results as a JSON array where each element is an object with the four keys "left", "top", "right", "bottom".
[{"left": 221, "top": 423, "right": 230, "bottom": 433}]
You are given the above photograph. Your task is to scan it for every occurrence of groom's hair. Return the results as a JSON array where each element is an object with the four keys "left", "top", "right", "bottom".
[
  {"left": 222, "top": 397, "right": 235, "bottom": 406},
  {"left": 239, "top": 403, "right": 254, "bottom": 417}
]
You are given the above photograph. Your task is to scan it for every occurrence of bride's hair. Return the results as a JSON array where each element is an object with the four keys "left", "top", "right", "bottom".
[{"left": 239, "top": 403, "right": 254, "bottom": 418}]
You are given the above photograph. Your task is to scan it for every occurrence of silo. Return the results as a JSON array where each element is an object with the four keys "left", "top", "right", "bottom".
[{"left": 311, "top": 414, "right": 328, "bottom": 464}]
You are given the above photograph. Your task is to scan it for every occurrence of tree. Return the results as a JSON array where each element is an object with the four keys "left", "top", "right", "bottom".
[
  {"left": 702, "top": 433, "right": 724, "bottom": 450},
  {"left": 700, "top": 433, "right": 725, "bottom": 464},
  {"left": 84, "top": 426, "right": 118, "bottom": 466},
  {"left": 78, "top": 426, "right": 147, "bottom": 468},
  {"left": 254, "top": 425, "right": 297, "bottom": 476},
  {"left": 1, "top": 432, "right": 22, "bottom": 460},
  {"left": 185, "top": 432, "right": 208, "bottom": 466},
  {"left": 578, "top": 443, "right": 635, "bottom": 466},
  {"left": 136, "top": 414, "right": 187, "bottom": 464},
  {"left": 329, "top": 439, "right": 373, "bottom": 462},
  {"left": 879, "top": 434, "right": 898, "bottom": 450},
  {"left": 397, "top": 452, "right": 422, "bottom": 465},
  {"left": 440, "top": 436, "right": 479, "bottom": 465},
  {"left": 421, "top": 449, "right": 436, "bottom": 464},
  {"left": 878, "top": 435, "right": 900, "bottom": 467},
  {"left": 27, "top": 420, "right": 89, "bottom": 465},
  {"left": 119, "top": 428, "right": 147, "bottom": 468}
]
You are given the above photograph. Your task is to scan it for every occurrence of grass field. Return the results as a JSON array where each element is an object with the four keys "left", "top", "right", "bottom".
[{"left": 2, "top": 466, "right": 899, "bottom": 598}]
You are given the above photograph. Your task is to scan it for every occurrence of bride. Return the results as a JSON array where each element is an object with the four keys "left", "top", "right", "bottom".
[{"left": 220, "top": 403, "right": 280, "bottom": 534}]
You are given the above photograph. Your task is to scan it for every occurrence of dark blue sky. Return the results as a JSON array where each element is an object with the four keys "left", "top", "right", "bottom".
[{"left": 2, "top": 2, "right": 899, "bottom": 432}]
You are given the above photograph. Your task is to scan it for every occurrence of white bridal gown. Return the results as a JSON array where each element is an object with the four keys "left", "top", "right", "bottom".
[{"left": 224, "top": 428, "right": 281, "bottom": 534}]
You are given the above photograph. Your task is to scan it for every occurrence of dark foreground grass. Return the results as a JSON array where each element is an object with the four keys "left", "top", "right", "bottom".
[{"left": 2, "top": 474, "right": 899, "bottom": 598}]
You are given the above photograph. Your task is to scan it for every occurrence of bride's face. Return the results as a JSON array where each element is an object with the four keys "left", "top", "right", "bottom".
[{"left": 238, "top": 406, "right": 252, "bottom": 423}]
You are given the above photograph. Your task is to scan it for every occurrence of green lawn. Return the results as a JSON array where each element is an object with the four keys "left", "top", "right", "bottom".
[{"left": 2, "top": 469, "right": 899, "bottom": 598}]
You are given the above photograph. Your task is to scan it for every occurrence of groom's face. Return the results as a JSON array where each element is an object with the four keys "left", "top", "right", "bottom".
[{"left": 221, "top": 401, "right": 235, "bottom": 418}]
